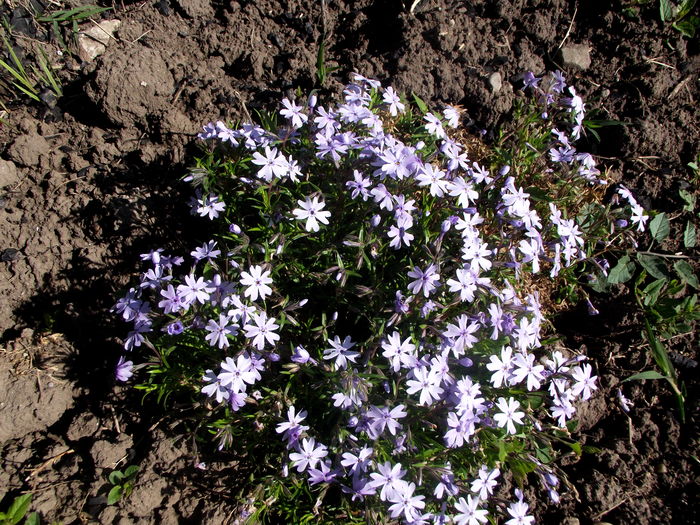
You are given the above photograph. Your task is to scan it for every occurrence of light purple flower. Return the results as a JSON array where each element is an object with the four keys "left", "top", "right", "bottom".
[
  {"left": 239, "top": 265, "right": 273, "bottom": 302},
  {"left": 289, "top": 437, "right": 328, "bottom": 473},
  {"left": 493, "top": 397, "right": 525, "bottom": 435},
  {"left": 280, "top": 98, "right": 308, "bottom": 128},
  {"left": 323, "top": 335, "right": 359, "bottom": 370},
  {"left": 115, "top": 356, "right": 134, "bottom": 381},
  {"left": 292, "top": 196, "right": 331, "bottom": 232},
  {"left": 407, "top": 264, "right": 440, "bottom": 297}
]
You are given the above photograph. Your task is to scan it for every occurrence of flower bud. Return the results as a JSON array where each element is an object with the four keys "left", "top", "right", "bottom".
[
  {"left": 544, "top": 473, "right": 559, "bottom": 487},
  {"left": 586, "top": 298, "right": 599, "bottom": 316},
  {"left": 308, "top": 93, "right": 317, "bottom": 109},
  {"left": 499, "top": 165, "right": 511, "bottom": 176},
  {"left": 370, "top": 214, "right": 381, "bottom": 227}
]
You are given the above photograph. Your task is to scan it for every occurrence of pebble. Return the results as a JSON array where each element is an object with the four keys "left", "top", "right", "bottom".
[
  {"left": 488, "top": 72, "right": 502, "bottom": 93},
  {"left": 559, "top": 44, "right": 592, "bottom": 70},
  {"left": 561, "top": 519, "right": 580, "bottom": 525},
  {"left": 77, "top": 19, "right": 121, "bottom": 62},
  {"left": 0, "top": 159, "right": 19, "bottom": 189}
]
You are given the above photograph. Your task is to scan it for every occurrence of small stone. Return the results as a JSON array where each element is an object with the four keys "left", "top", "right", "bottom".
[
  {"left": 0, "top": 159, "right": 19, "bottom": 188},
  {"left": 487, "top": 72, "right": 502, "bottom": 93},
  {"left": 559, "top": 44, "right": 592, "bottom": 70},
  {"left": 77, "top": 19, "right": 121, "bottom": 62},
  {"left": 1, "top": 249, "right": 21, "bottom": 262},
  {"left": 561, "top": 519, "right": 580, "bottom": 525}
]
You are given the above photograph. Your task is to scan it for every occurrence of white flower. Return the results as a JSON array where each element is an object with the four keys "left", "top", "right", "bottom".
[
  {"left": 630, "top": 204, "right": 648, "bottom": 232},
  {"left": 280, "top": 97, "right": 308, "bottom": 128},
  {"left": 407, "top": 264, "right": 440, "bottom": 297},
  {"left": 486, "top": 346, "right": 513, "bottom": 388},
  {"left": 382, "top": 86, "right": 405, "bottom": 116},
  {"left": 493, "top": 396, "right": 525, "bottom": 435},
  {"left": 323, "top": 335, "right": 359, "bottom": 370},
  {"left": 218, "top": 354, "right": 258, "bottom": 393},
  {"left": 289, "top": 437, "right": 328, "bottom": 472},
  {"left": 251, "top": 146, "right": 288, "bottom": 181},
  {"left": 243, "top": 311, "right": 280, "bottom": 350},
  {"left": 239, "top": 265, "right": 273, "bottom": 302},
  {"left": 293, "top": 195, "right": 331, "bottom": 232},
  {"left": 405, "top": 366, "right": 444, "bottom": 406},
  {"left": 423, "top": 112, "right": 446, "bottom": 139},
  {"left": 570, "top": 363, "right": 598, "bottom": 400},
  {"left": 454, "top": 494, "right": 489, "bottom": 525},
  {"left": 416, "top": 163, "right": 448, "bottom": 197}
]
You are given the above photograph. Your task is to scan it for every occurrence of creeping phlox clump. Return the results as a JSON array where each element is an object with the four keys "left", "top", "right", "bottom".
[{"left": 114, "top": 72, "right": 646, "bottom": 524}]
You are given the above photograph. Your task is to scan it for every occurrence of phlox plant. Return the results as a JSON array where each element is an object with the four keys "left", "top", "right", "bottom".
[{"left": 113, "top": 71, "right": 647, "bottom": 524}]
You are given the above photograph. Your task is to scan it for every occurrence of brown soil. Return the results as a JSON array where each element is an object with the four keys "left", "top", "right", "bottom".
[{"left": 1, "top": 0, "right": 698, "bottom": 523}]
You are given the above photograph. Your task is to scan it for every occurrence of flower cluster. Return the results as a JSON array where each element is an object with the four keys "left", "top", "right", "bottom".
[{"left": 114, "top": 72, "right": 644, "bottom": 523}]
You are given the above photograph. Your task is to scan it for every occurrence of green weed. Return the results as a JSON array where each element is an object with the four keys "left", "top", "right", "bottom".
[
  {"left": 315, "top": 40, "right": 339, "bottom": 88},
  {"left": 600, "top": 187, "right": 699, "bottom": 422},
  {"left": 659, "top": 0, "right": 699, "bottom": 37},
  {"left": 0, "top": 21, "right": 62, "bottom": 106},
  {"left": 0, "top": 494, "right": 38, "bottom": 525},
  {"left": 106, "top": 465, "right": 140, "bottom": 505},
  {"left": 36, "top": 4, "right": 112, "bottom": 53}
]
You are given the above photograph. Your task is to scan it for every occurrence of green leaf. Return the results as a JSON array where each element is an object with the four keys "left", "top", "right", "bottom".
[
  {"left": 679, "top": 188, "right": 695, "bottom": 212},
  {"left": 674, "top": 260, "right": 699, "bottom": 289},
  {"left": 525, "top": 186, "right": 554, "bottom": 202},
  {"left": 645, "top": 319, "right": 676, "bottom": 378},
  {"left": 674, "top": 18, "right": 698, "bottom": 36},
  {"left": 107, "top": 485, "right": 123, "bottom": 505},
  {"left": 582, "top": 118, "right": 629, "bottom": 129},
  {"left": 649, "top": 213, "right": 670, "bottom": 242},
  {"left": 623, "top": 370, "right": 666, "bottom": 382},
  {"left": 124, "top": 465, "right": 140, "bottom": 478},
  {"left": 6, "top": 494, "right": 32, "bottom": 525},
  {"left": 636, "top": 253, "right": 669, "bottom": 279},
  {"left": 588, "top": 273, "right": 609, "bottom": 293},
  {"left": 25, "top": 512, "right": 40, "bottom": 525},
  {"left": 684, "top": 221, "right": 697, "bottom": 248},
  {"left": 567, "top": 441, "right": 582, "bottom": 455},
  {"left": 411, "top": 93, "right": 429, "bottom": 114},
  {"left": 608, "top": 255, "right": 635, "bottom": 284},
  {"left": 659, "top": 0, "right": 674, "bottom": 21},
  {"left": 642, "top": 278, "right": 666, "bottom": 306},
  {"left": 677, "top": 0, "right": 697, "bottom": 19},
  {"left": 497, "top": 440, "right": 506, "bottom": 462},
  {"left": 108, "top": 471, "right": 125, "bottom": 485}
]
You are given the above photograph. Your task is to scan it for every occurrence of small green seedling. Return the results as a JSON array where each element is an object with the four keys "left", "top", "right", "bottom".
[
  {"left": 623, "top": 320, "right": 686, "bottom": 422},
  {"left": 0, "top": 20, "right": 62, "bottom": 104},
  {"left": 617, "top": 203, "right": 698, "bottom": 422},
  {"left": 315, "top": 40, "right": 339, "bottom": 88},
  {"left": 659, "top": 0, "right": 699, "bottom": 37},
  {"left": 0, "top": 494, "right": 39, "bottom": 525},
  {"left": 107, "top": 465, "right": 139, "bottom": 505},
  {"left": 35, "top": 4, "right": 112, "bottom": 52},
  {"left": 0, "top": 31, "right": 40, "bottom": 102}
]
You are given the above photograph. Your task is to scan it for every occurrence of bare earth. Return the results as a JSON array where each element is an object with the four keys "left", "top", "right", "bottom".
[{"left": 0, "top": 1, "right": 698, "bottom": 523}]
